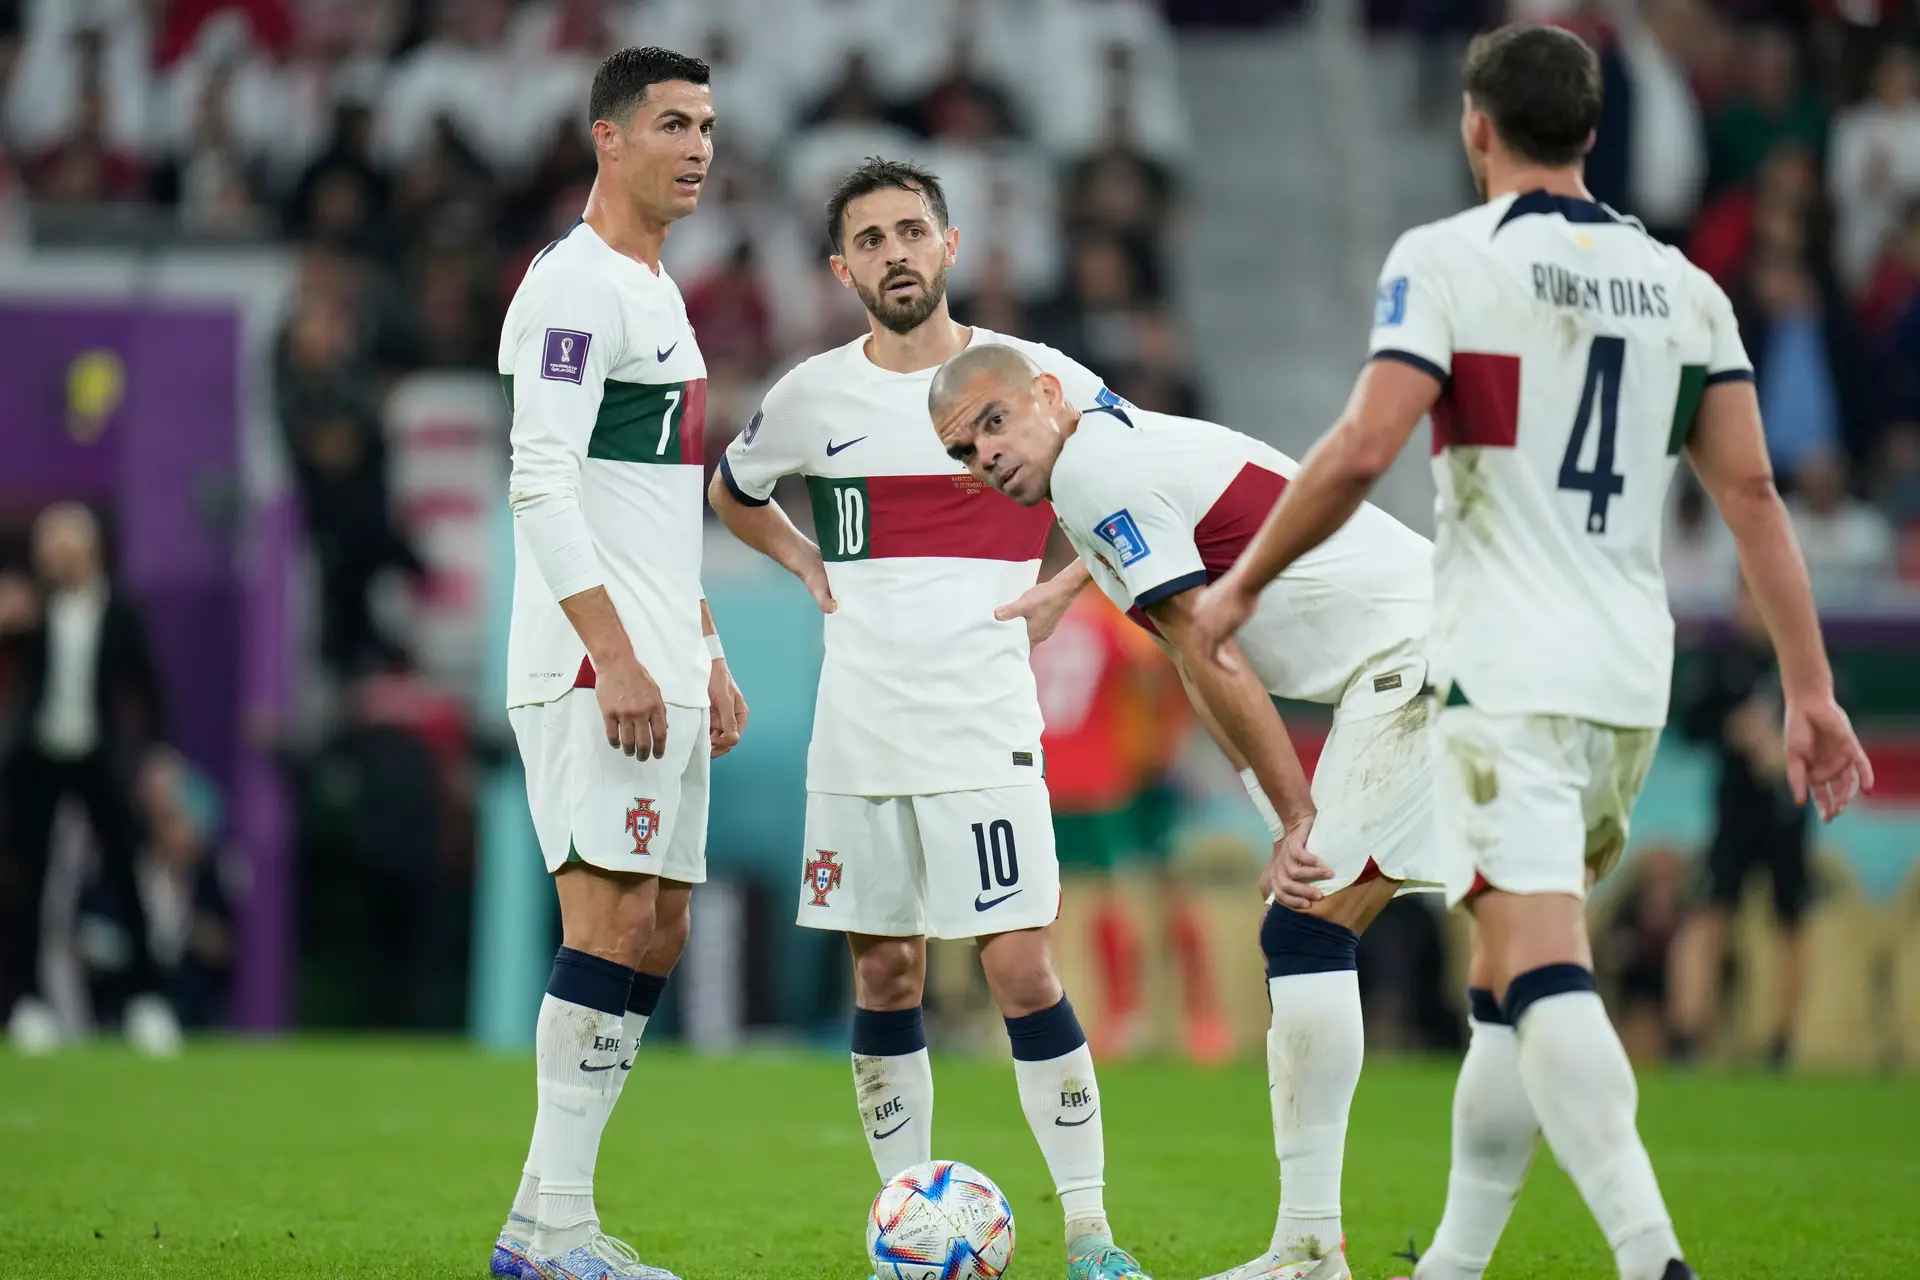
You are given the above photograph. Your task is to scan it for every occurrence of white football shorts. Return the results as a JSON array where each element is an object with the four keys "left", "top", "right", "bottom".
[
  {"left": 509, "top": 688, "right": 709, "bottom": 882},
  {"left": 797, "top": 782, "right": 1061, "bottom": 940},
  {"left": 1300, "top": 694, "right": 1445, "bottom": 895},
  {"left": 1431, "top": 703, "right": 1659, "bottom": 906}
]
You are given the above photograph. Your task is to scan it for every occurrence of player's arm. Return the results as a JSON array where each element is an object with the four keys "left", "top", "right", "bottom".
[
  {"left": 1146, "top": 590, "right": 1331, "bottom": 909},
  {"left": 708, "top": 399, "right": 836, "bottom": 614},
  {"left": 996, "top": 555, "right": 1093, "bottom": 646},
  {"left": 1686, "top": 377, "right": 1873, "bottom": 817},
  {"left": 508, "top": 293, "right": 668, "bottom": 759},
  {"left": 1192, "top": 230, "right": 1453, "bottom": 660},
  {"left": 701, "top": 598, "right": 748, "bottom": 759}
]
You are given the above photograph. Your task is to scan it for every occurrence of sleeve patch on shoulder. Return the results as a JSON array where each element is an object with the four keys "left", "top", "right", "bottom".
[
  {"left": 1094, "top": 384, "right": 1133, "bottom": 409},
  {"left": 742, "top": 409, "right": 763, "bottom": 444},
  {"left": 1095, "top": 509, "right": 1151, "bottom": 566},
  {"left": 1374, "top": 277, "right": 1408, "bottom": 328},
  {"left": 542, "top": 328, "right": 592, "bottom": 383}
]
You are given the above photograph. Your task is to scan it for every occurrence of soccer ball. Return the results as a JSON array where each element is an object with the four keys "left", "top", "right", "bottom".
[{"left": 867, "top": 1159, "right": 1015, "bottom": 1280}]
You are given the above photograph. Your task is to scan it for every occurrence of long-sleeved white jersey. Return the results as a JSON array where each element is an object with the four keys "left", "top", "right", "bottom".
[{"left": 501, "top": 220, "right": 710, "bottom": 710}]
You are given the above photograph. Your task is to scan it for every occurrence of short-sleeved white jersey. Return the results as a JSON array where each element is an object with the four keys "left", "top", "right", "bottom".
[
  {"left": 718, "top": 328, "right": 1113, "bottom": 796},
  {"left": 500, "top": 220, "right": 710, "bottom": 710},
  {"left": 1051, "top": 406, "right": 1433, "bottom": 719},
  {"left": 1367, "top": 191, "right": 1753, "bottom": 727}
]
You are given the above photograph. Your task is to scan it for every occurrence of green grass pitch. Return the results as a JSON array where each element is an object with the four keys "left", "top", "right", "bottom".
[{"left": 2, "top": 1041, "right": 1915, "bottom": 1278}]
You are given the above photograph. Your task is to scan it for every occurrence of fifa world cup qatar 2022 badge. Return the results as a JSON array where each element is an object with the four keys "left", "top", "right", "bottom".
[
  {"left": 542, "top": 328, "right": 591, "bottom": 383},
  {"left": 625, "top": 798, "right": 661, "bottom": 856},
  {"left": 804, "top": 849, "right": 843, "bottom": 906}
]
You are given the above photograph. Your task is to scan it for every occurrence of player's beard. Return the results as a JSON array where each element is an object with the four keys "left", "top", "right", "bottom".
[{"left": 855, "top": 263, "right": 949, "bottom": 335}]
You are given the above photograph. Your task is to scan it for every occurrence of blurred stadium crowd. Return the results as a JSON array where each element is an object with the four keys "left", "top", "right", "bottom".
[{"left": 0, "top": 0, "right": 1916, "bottom": 1066}]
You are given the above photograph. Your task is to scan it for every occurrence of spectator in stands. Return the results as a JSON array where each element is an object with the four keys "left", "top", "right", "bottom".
[
  {"left": 902, "top": 35, "right": 1024, "bottom": 142},
  {"left": 1690, "top": 143, "right": 1822, "bottom": 288},
  {"left": 1669, "top": 575, "right": 1811, "bottom": 1069},
  {"left": 1662, "top": 476, "right": 1737, "bottom": 605},
  {"left": 0, "top": 504, "right": 179, "bottom": 1056},
  {"left": 27, "top": 80, "right": 143, "bottom": 203},
  {"left": 1830, "top": 43, "right": 1920, "bottom": 294},
  {"left": 404, "top": 241, "right": 496, "bottom": 370},
  {"left": 287, "top": 100, "right": 395, "bottom": 258},
  {"left": 1876, "top": 421, "right": 1920, "bottom": 527},
  {"left": 1786, "top": 447, "right": 1895, "bottom": 597},
  {"left": 1602, "top": 844, "right": 1689, "bottom": 1063},
  {"left": 684, "top": 240, "right": 778, "bottom": 379},
  {"left": 1616, "top": 0, "right": 1709, "bottom": 245},
  {"left": 152, "top": 61, "right": 271, "bottom": 237},
  {"left": 1739, "top": 247, "right": 1847, "bottom": 478},
  {"left": 1031, "top": 231, "right": 1155, "bottom": 371},
  {"left": 1707, "top": 28, "right": 1826, "bottom": 193},
  {"left": 1857, "top": 199, "right": 1920, "bottom": 337},
  {"left": 377, "top": 0, "right": 514, "bottom": 172},
  {"left": 1063, "top": 140, "right": 1176, "bottom": 253}
]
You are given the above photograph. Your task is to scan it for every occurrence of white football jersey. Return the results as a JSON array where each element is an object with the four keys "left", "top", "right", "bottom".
[
  {"left": 719, "top": 329, "right": 1110, "bottom": 796},
  {"left": 1368, "top": 191, "right": 1753, "bottom": 727},
  {"left": 1051, "top": 406, "right": 1432, "bottom": 718},
  {"left": 501, "top": 221, "right": 710, "bottom": 710}
]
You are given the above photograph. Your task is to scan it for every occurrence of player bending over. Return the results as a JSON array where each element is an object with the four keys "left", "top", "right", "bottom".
[
  {"left": 709, "top": 158, "right": 1151, "bottom": 1280},
  {"left": 1186, "top": 26, "right": 1872, "bottom": 1280},
  {"left": 494, "top": 47, "right": 747, "bottom": 1280},
  {"left": 929, "top": 342, "right": 1445, "bottom": 1280}
]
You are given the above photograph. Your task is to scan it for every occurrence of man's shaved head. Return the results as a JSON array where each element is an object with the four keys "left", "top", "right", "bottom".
[
  {"left": 926, "top": 342, "right": 1041, "bottom": 424},
  {"left": 928, "top": 343, "right": 1076, "bottom": 506}
]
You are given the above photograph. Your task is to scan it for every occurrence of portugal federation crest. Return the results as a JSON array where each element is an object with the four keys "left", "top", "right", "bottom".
[
  {"left": 625, "top": 798, "right": 661, "bottom": 856},
  {"left": 804, "top": 849, "right": 843, "bottom": 907}
]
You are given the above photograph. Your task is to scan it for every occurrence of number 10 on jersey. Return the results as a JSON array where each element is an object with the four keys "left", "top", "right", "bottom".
[{"left": 808, "top": 476, "right": 872, "bottom": 562}]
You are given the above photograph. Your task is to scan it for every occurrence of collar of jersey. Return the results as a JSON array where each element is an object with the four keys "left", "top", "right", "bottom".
[{"left": 1494, "top": 189, "right": 1625, "bottom": 235}]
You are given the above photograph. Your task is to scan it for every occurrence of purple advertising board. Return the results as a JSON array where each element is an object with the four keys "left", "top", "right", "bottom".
[{"left": 0, "top": 301, "right": 293, "bottom": 1028}]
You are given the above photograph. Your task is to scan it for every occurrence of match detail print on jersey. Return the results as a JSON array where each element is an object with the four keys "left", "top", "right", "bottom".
[{"left": 805, "top": 473, "right": 1054, "bottom": 563}]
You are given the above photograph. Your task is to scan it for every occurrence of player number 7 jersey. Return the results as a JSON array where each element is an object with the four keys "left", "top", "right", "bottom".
[{"left": 1367, "top": 190, "right": 1754, "bottom": 728}]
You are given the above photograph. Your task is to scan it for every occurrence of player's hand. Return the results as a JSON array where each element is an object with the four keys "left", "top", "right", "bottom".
[
  {"left": 1784, "top": 695, "right": 1873, "bottom": 821},
  {"left": 798, "top": 545, "right": 837, "bottom": 614},
  {"left": 1259, "top": 813, "right": 1332, "bottom": 911},
  {"left": 995, "top": 577, "right": 1076, "bottom": 647},
  {"left": 597, "top": 654, "right": 669, "bottom": 760},
  {"left": 1190, "top": 570, "right": 1259, "bottom": 667},
  {"left": 709, "top": 659, "right": 749, "bottom": 759}
]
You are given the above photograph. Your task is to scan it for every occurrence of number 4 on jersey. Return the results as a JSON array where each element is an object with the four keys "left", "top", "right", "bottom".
[{"left": 1558, "top": 335, "right": 1626, "bottom": 535}]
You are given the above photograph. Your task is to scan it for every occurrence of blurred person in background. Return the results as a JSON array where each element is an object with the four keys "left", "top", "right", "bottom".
[
  {"left": 1689, "top": 142, "right": 1821, "bottom": 288},
  {"left": 1855, "top": 198, "right": 1920, "bottom": 338},
  {"left": 152, "top": 58, "right": 273, "bottom": 237},
  {"left": 283, "top": 399, "right": 427, "bottom": 677},
  {"left": 0, "top": 504, "right": 179, "bottom": 1056},
  {"left": 76, "top": 748, "right": 234, "bottom": 1030},
  {"left": 1600, "top": 844, "right": 1689, "bottom": 1062},
  {"left": 286, "top": 99, "right": 397, "bottom": 260},
  {"left": 1706, "top": 27, "right": 1826, "bottom": 193},
  {"left": 1614, "top": 0, "right": 1708, "bottom": 246},
  {"left": 1784, "top": 447, "right": 1895, "bottom": 597},
  {"left": 1829, "top": 43, "right": 1920, "bottom": 294},
  {"left": 1736, "top": 248, "right": 1853, "bottom": 480},
  {"left": 1669, "top": 575, "right": 1812, "bottom": 1067}
]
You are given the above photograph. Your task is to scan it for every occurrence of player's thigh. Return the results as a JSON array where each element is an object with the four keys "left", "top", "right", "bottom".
[
  {"left": 1309, "top": 696, "right": 1443, "bottom": 895},
  {"left": 1432, "top": 706, "right": 1592, "bottom": 907},
  {"left": 915, "top": 783, "right": 1061, "bottom": 941},
  {"left": 552, "top": 692, "right": 702, "bottom": 877},
  {"left": 798, "top": 792, "right": 927, "bottom": 937},
  {"left": 1579, "top": 723, "right": 1660, "bottom": 886},
  {"left": 654, "top": 705, "right": 709, "bottom": 886}
]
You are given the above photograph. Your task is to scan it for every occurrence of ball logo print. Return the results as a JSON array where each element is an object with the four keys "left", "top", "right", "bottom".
[
  {"left": 867, "top": 1160, "right": 1015, "bottom": 1280},
  {"left": 804, "top": 849, "right": 843, "bottom": 906},
  {"left": 624, "top": 798, "right": 661, "bottom": 856}
]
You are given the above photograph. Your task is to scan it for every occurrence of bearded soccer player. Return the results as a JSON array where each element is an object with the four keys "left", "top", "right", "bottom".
[
  {"left": 929, "top": 343, "right": 1447, "bottom": 1280},
  {"left": 1186, "top": 26, "right": 1872, "bottom": 1280},
  {"left": 708, "top": 158, "right": 1152, "bottom": 1280},
  {"left": 493, "top": 47, "right": 747, "bottom": 1280}
]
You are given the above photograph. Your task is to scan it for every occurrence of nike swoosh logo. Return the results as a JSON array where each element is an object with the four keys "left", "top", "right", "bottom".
[
  {"left": 656, "top": 342, "right": 677, "bottom": 362},
  {"left": 579, "top": 1060, "right": 618, "bottom": 1073},
  {"left": 619, "top": 1060, "right": 634, "bottom": 1072},
  {"left": 1055, "top": 1109, "right": 1098, "bottom": 1127},
  {"left": 974, "top": 889, "right": 1023, "bottom": 911},
  {"left": 825, "top": 436, "right": 867, "bottom": 456},
  {"left": 870, "top": 1118, "right": 911, "bottom": 1140}
]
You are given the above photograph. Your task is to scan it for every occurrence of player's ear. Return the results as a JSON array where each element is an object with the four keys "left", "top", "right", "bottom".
[
  {"left": 944, "top": 223, "right": 960, "bottom": 266},
  {"left": 1034, "top": 371, "right": 1064, "bottom": 408},
  {"left": 828, "top": 254, "right": 853, "bottom": 289}
]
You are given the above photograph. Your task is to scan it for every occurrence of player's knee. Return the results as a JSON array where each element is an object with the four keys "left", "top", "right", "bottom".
[
  {"left": 650, "top": 892, "right": 692, "bottom": 961},
  {"left": 1260, "top": 903, "right": 1359, "bottom": 979},
  {"left": 852, "top": 938, "right": 922, "bottom": 1010},
  {"left": 978, "top": 933, "right": 1062, "bottom": 1016}
]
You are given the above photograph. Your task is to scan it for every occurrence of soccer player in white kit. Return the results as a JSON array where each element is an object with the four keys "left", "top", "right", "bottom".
[
  {"left": 928, "top": 343, "right": 1442, "bottom": 1280},
  {"left": 708, "top": 159, "right": 1153, "bottom": 1280},
  {"left": 1187, "top": 27, "right": 1874, "bottom": 1280},
  {"left": 493, "top": 48, "right": 749, "bottom": 1280}
]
